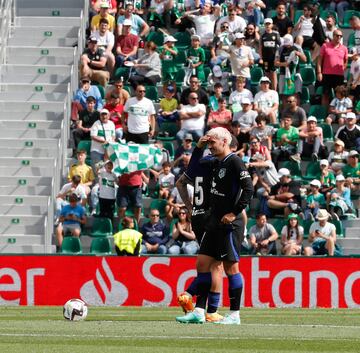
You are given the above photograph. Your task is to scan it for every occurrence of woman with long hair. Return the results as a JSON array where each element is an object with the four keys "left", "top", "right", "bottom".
[{"left": 280, "top": 213, "right": 304, "bottom": 255}]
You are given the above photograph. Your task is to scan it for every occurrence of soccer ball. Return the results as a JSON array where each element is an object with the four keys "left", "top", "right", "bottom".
[{"left": 63, "top": 299, "right": 88, "bottom": 321}]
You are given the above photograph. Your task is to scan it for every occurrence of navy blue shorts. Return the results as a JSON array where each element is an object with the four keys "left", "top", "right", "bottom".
[{"left": 116, "top": 185, "right": 142, "bottom": 209}]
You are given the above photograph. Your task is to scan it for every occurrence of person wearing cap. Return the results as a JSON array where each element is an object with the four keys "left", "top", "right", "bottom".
[
  {"left": 304, "top": 179, "right": 326, "bottom": 221},
  {"left": 254, "top": 76, "right": 279, "bottom": 124},
  {"left": 317, "top": 29, "right": 348, "bottom": 107},
  {"left": 328, "top": 174, "right": 353, "bottom": 220},
  {"left": 90, "top": 109, "right": 116, "bottom": 174},
  {"left": 56, "top": 192, "right": 86, "bottom": 249},
  {"left": 228, "top": 76, "right": 254, "bottom": 115},
  {"left": 73, "top": 96, "right": 101, "bottom": 150},
  {"left": 104, "top": 92, "right": 124, "bottom": 141},
  {"left": 272, "top": 1, "right": 293, "bottom": 37},
  {"left": 91, "top": 18, "right": 115, "bottom": 75},
  {"left": 207, "top": 97, "right": 232, "bottom": 131},
  {"left": 303, "top": 209, "right": 338, "bottom": 256},
  {"left": 73, "top": 76, "right": 103, "bottom": 112},
  {"left": 239, "top": 0, "right": 266, "bottom": 27},
  {"left": 115, "top": 19, "right": 139, "bottom": 67},
  {"left": 224, "top": 31, "right": 254, "bottom": 88},
  {"left": 157, "top": 85, "right": 179, "bottom": 127},
  {"left": 215, "top": 5, "right": 247, "bottom": 35},
  {"left": 328, "top": 138, "right": 349, "bottom": 173},
  {"left": 325, "top": 85, "right": 353, "bottom": 126},
  {"left": 91, "top": 2, "right": 116, "bottom": 33},
  {"left": 265, "top": 167, "right": 302, "bottom": 217},
  {"left": 249, "top": 213, "right": 279, "bottom": 255},
  {"left": 174, "top": 134, "right": 195, "bottom": 162},
  {"left": 160, "top": 35, "right": 178, "bottom": 81},
  {"left": 319, "top": 159, "right": 336, "bottom": 195},
  {"left": 207, "top": 66, "right": 231, "bottom": 94},
  {"left": 80, "top": 37, "right": 110, "bottom": 87},
  {"left": 280, "top": 213, "right": 304, "bottom": 256},
  {"left": 280, "top": 94, "right": 307, "bottom": 130},
  {"left": 116, "top": 3, "right": 150, "bottom": 37},
  {"left": 342, "top": 151, "right": 360, "bottom": 192},
  {"left": 335, "top": 112, "right": 360, "bottom": 152},
  {"left": 105, "top": 77, "right": 130, "bottom": 105},
  {"left": 259, "top": 17, "right": 281, "bottom": 91},
  {"left": 186, "top": 34, "right": 206, "bottom": 83},
  {"left": 122, "top": 84, "right": 156, "bottom": 144},
  {"left": 274, "top": 33, "right": 306, "bottom": 103}
]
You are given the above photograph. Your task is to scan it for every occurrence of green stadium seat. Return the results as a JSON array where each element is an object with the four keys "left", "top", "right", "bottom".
[
  {"left": 301, "top": 219, "right": 313, "bottom": 238},
  {"left": 146, "top": 31, "right": 164, "bottom": 47},
  {"left": 90, "top": 217, "right": 113, "bottom": 237},
  {"left": 90, "top": 237, "right": 112, "bottom": 254},
  {"left": 174, "top": 31, "right": 191, "bottom": 50},
  {"left": 246, "top": 218, "right": 257, "bottom": 232},
  {"left": 61, "top": 237, "right": 82, "bottom": 254},
  {"left": 96, "top": 84, "right": 105, "bottom": 99},
  {"left": 174, "top": 50, "right": 187, "bottom": 69},
  {"left": 157, "top": 121, "right": 179, "bottom": 141},
  {"left": 250, "top": 66, "right": 264, "bottom": 87},
  {"left": 149, "top": 199, "right": 168, "bottom": 218},
  {"left": 114, "top": 66, "right": 130, "bottom": 81},
  {"left": 145, "top": 85, "right": 159, "bottom": 102},
  {"left": 303, "top": 161, "right": 321, "bottom": 180},
  {"left": 174, "top": 69, "right": 185, "bottom": 87},
  {"left": 348, "top": 32, "right": 355, "bottom": 48},
  {"left": 281, "top": 161, "right": 302, "bottom": 181},
  {"left": 342, "top": 10, "right": 360, "bottom": 28},
  {"left": 300, "top": 67, "right": 316, "bottom": 86},
  {"left": 309, "top": 105, "right": 327, "bottom": 122},
  {"left": 330, "top": 219, "right": 344, "bottom": 237},
  {"left": 300, "top": 50, "right": 312, "bottom": 68},
  {"left": 320, "top": 123, "right": 334, "bottom": 142},
  {"left": 162, "top": 141, "right": 175, "bottom": 160},
  {"left": 266, "top": 9, "right": 277, "bottom": 18},
  {"left": 294, "top": 9, "right": 303, "bottom": 24},
  {"left": 300, "top": 86, "right": 310, "bottom": 104},
  {"left": 320, "top": 10, "right": 339, "bottom": 25}
]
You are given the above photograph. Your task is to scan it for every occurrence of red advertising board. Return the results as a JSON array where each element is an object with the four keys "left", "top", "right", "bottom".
[{"left": 0, "top": 256, "right": 360, "bottom": 308}]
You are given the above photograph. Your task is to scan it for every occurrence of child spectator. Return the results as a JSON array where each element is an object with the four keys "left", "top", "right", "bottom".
[
  {"left": 98, "top": 160, "right": 117, "bottom": 222},
  {"left": 319, "top": 159, "right": 336, "bottom": 195},
  {"left": 325, "top": 85, "right": 353, "bottom": 126},
  {"left": 250, "top": 113, "right": 274, "bottom": 150},
  {"left": 207, "top": 65, "right": 231, "bottom": 94},
  {"left": 328, "top": 174, "right": 353, "bottom": 220},
  {"left": 157, "top": 85, "right": 179, "bottom": 127},
  {"left": 158, "top": 162, "right": 175, "bottom": 199},
  {"left": 113, "top": 217, "right": 143, "bottom": 256},
  {"left": 160, "top": 35, "right": 178, "bottom": 82},
  {"left": 209, "top": 83, "right": 224, "bottom": 112},
  {"left": 304, "top": 179, "right": 326, "bottom": 221},
  {"left": 328, "top": 138, "right": 349, "bottom": 174},
  {"left": 280, "top": 213, "right": 304, "bottom": 255},
  {"left": 187, "top": 34, "right": 206, "bottom": 83}
]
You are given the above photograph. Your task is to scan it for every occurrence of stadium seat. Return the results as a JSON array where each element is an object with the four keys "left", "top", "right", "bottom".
[
  {"left": 300, "top": 67, "right": 316, "bottom": 86},
  {"left": 162, "top": 141, "right": 175, "bottom": 160},
  {"left": 174, "top": 69, "right": 185, "bottom": 87},
  {"left": 123, "top": 85, "right": 132, "bottom": 95},
  {"left": 157, "top": 121, "right": 179, "bottom": 141},
  {"left": 320, "top": 10, "right": 339, "bottom": 25},
  {"left": 146, "top": 31, "right": 164, "bottom": 47},
  {"left": 300, "top": 86, "right": 310, "bottom": 105},
  {"left": 342, "top": 10, "right": 360, "bottom": 28},
  {"left": 114, "top": 67, "right": 130, "bottom": 81},
  {"left": 294, "top": 9, "right": 303, "bottom": 24},
  {"left": 302, "top": 161, "right": 321, "bottom": 180},
  {"left": 145, "top": 85, "right": 159, "bottom": 102},
  {"left": 272, "top": 218, "right": 285, "bottom": 234},
  {"left": 90, "top": 217, "right": 113, "bottom": 237},
  {"left": 90, "top": 237, "right": 112, "bottom": 254},
  {"left": 246, "top": 217, "right": 257, "bottom": 232},
  {"left": 301, "top": 219, "right": 313, "bottom": 238},
  {"left": 96, "top": 84, "right": 105, "bottom": 99},
  {"left": 300, "top": 50, "right": 312, "bottom": 68},
  {"left": 348, "top": 32, "right": 355, "bottom": 48},
  {"left": 281, "top": 161, "right": 302, "bottom": 181},
  {"left": 250, "top": 66, "right": 264, "bottom": 87},
  {"left": 266, "top": 9, "right": 277, "bottom": 18},
  {"left": 61, "top": 237, "right": 82, "bottom": 254},
  {"left": 174, "top": 49, "right": 187, "bottom": 69},
  {"left": 330, "top": 219, "right": 344, "bottom": 237},
  {"left": 174, "top": 31, "right": 191, "bottom": 50},
  {"left": 320, "top": 123, "right": 334, "bottom": 142},
  {"left": 308, "top": 105, "right": 327, "bottom": 122},
  {"left": 149, "top": 199, "right": 168, "bottom": 218}
]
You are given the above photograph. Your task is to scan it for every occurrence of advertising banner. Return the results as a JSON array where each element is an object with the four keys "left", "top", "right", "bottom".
[{"left": 0, "top": 256, "right": 359, "bottom": 308}]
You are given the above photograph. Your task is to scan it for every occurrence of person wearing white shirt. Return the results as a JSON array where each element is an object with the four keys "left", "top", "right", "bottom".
[
  {"left": 254, "top": 76, "right": 279, "bottom": 124},
  {"left": 122, "top": 85, "right": 156, "bottom": 144},
  {"left": 229, "top": 76, "right": 253, "bottom": 115},
  {"left": 216, "top": 5, "right": 247, "bottom": 35},
  {"left": 177, "top": 92, "right": 206, "bottom": 143}
]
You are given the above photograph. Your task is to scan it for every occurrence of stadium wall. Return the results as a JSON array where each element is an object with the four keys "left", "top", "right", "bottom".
[{"left": 0, "top": 256, "right": 360, "bottom": 308}]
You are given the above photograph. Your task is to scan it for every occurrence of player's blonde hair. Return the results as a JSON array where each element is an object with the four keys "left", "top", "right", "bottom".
[{"left": 206, "top": 127, "right": 232, "bottom": 146}]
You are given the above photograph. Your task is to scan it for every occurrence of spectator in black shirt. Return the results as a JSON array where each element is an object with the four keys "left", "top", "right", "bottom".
[
  {"left": 272, "top": 2, "right": 293, "bottom": 37},
  {"left": 180, "top": 75, "right": 209, "bottom": 107}
]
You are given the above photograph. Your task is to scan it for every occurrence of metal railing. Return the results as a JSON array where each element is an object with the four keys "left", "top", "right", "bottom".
[{"left": 0, "top": 0, "right": 14, "bottom": 68}]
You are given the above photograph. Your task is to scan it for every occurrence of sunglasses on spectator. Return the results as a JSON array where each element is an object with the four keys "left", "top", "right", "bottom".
[
  {"left": 137, "top": 90, "right": 146, "bottom": 93},
  {"left": 151, "top": 214, "right": 160, "bottom": 217},
  {"left": 190, "top": 97, "right": 198, "bottom": 100},
  {"left": 190, "top": 80, "right": 199, "bottom": 84},
  {"left": 334, "top": 34, "right": 343, "bottom": 37},
  {"left": 115, "top": 84, "right": 123, "bottom": 87},
  {"left": 250, "top": 141, "right": 259, "bottom": 144},
  {"left": 221, "top": 26, "right": 229, "bottom": 29},
  {"left": 287, "top": 100, "right": 295, "bottom": 103},
  {"left": 179, "top": 212, "right": 187, "bottom": 215}
]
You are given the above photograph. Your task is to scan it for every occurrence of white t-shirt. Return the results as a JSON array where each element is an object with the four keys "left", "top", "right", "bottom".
[
  {"left": 180, "top": 103, "right": 206, "bottom": 131},
  {"left": 233, "top": 109, "right": 258, "bottom": 128},
  {"left": 216, "top": 15, "right": 247, "bottom": 34},
  {"left": 90, "top": 120, "right": 116, "bottom": 153},
  {"left": 281, "top": 225, "right": 304, "bottom": 242},
  {"left": 171, "top": 185, "right": 194, "bottom": 204},
  {"left": 350, "top": 56, "right": 360, "bottom": 83},
  {"left": 189, "top": 14, "right": 219, "bottom": 45},
  {"left": 329, "top": 97, "right": 353, "bottom": 113},
  {"left": 124, "top": 97, "right": 155, "bottom": 134},
  {"left": 159, "top": 172, "right": 175, "bottom": 188},
  {"left": 99, "top": 170, "right": 117, "bottom": 199},
  {"left": 58, "top": 182, "right": 87, "bottom": 201},
  {"left": 254, "top": 89, "right": 279, "bottom": 115},
  {"left": 91, "top": 30, "right": 115, "bottom": 49},
  {"left": 229, "top": 89, "right": 253, "bottom": 113},
  {"left": 309, "top": 221, "right": 336, "bottom": 241},
  {"left": 229, "top": 44, "right": 254, "bottom": 78}
]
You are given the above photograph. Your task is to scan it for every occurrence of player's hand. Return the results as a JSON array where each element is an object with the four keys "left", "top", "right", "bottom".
[
  {"left": 221, "top": 212, "right": 236, "bottom": 225},
  {"left": 197, "top": 135, "right": 210, "bottom": 148}
]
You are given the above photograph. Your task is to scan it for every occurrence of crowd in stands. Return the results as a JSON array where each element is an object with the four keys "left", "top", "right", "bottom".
[{"left": 57, "top": 0, "right": 360, "bottom": 256}]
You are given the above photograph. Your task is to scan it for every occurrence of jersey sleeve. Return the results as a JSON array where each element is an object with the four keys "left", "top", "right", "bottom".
[{"left": 184, "top": 147, "right": 206, "bottom": 181}]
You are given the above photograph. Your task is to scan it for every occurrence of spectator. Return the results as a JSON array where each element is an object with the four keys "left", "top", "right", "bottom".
[
  {"left": 91, "top": 18, "right": 115, "bottom": 75},
  {"left": 239, "top": 0, "right": 266, "bottom": 27},
  {"left": 328, "top": 0, "right": 350, "bottom": 25},
  {"left": 325, "top": 85, "right": 353, "bottom": 126},
  {"left": 328, "top": 138, "right": 349, "bottom": 174},
  {"left": 265, "top": 167, "right": 302, "bottom": 217},
  {"left": 172, "top": 150, "right": 192, "bottom": 180},
  {"left": 259, "top": 18, "right": 281, "bottom": 91},
  {"left": 208, "top": 82, "right": 224, "bottom": 112},
  {"left": 225, "top": 32, "right": 254, "bottom": 88},
  {"left": 253, "top": 76, "right": 279, "bottom": 124},
  {"left": 229, "top": 76, "right": 253, "bottom": 116},
  {"left": 128, "top": 41, "right": 162, "bottom": 88},
  {"left": 207, "top": 65, "right": 231, "bottom": 94},
  {"left": 186, "top": 34, "right": 206, "bottom": 83},
  {"left": 167, "top": 207, "right": 199, "bottom": 255},
  {"left": 174, "top": 134, "right": 194, "bottom": 160},
  {"left": 116, "top": 3, "right": 149, "bottom": 37},
  {"left": 180, "top": 75, "right": 209, "bottom": 106},
  {"left": 304, "top": 179, "right": 326, "bottom": 221},
  {"left": 117, "top": 170, "right": 148, "bottom": 223},
  {"left": 317, "top": 29, "right": 348, "bottom": 106},
  {"left": 104, "top": 92, "right": 124, "bottom": 141},
  {"left": 348, "top": 47, "right": 360, "bottom": 102},
  {"left": 98, "top": 160, "right": 117, "bottom": 221},
  {"left": 113, "top": 216, "right": 143, "bottom": 256},
  {"left": 342, "top": 151, "right": 360, "bottom": 192},
  {"left": 158, "top": 161, "right": 175, "bottom": 199},
  {"left": 166, "top": 184, "right": 194, "bottom": 220},
  {"left": 280, "top": 94, "right": 307, "bottom": 130},
  {"left": 335, "top": 112, "right": 360, "bottom": 152},
  {"left": 73, "top": 77, "right": 103, "bottom": 112},
  {"left": 280, "top": 213, "right": 304, "bottom": 255},
  {"left": 90, "top": 108, "right": 116, "bottom": 172},
  {"left": 328, "top": 174, "right": 353, "bottom": 220},
  {"left": 324, "top": 14, "right": 338, "bottom": 41},
  {"left": 90, "top": 2, "right": 116, "bottom": 33},
  {"left": 207, "top": 97, "right": 232, "bottom": 131},
  {"left": 80, "top": 37, "right": 110, "bottom": 87},
  {"left": 249, "top": 213, "right": 278, "bottom": 255},
  {"left": 210, "top": 21, "right": 232, "bottom": 68},
  {"left": 250, "top": 113, "right": 274, "bottom": 150},
  {"left": 73, "top": 96, "right": 100, "bottom": 150},
  {"left": 177, "top": 92, "right": 206, "bottom": 142},
  {"left": 55, "top": 193, "right": 86, "bottom": 248},
  {"left": 115, "top": 19, "right": 139, "bottom": 67},
  {"left": 157, "top": 85, "right": 179, "bottom": 127},
  {"left": 291, "top": 116, "right": 326, "bottom": 163},
  {"left": 319, "top": 159, "right": 336, "bottom": 195},
  {"left": 215, "top": 4, "right": 247, "bottom": 35},
  {"left": 244, "top": 24, "right": 261, "bottom": 63},
  {"left": 272, "top": 115, "right": 299, "bottom": 166},
  {"left": 350, "top": 16, "right": 360, "bottom": 53},
  {"left": 140, "top": 209, "right": 169, "bottom": 254},
  {"left": 160, "top": 35, "right": 178, "bottom": 82},
  {"left": 272, "top": 1, "right": 293, "bottom": 37},
  {"left": 303, "top": 209, "right": 337, "bottom": 256},
  {"left": 67, "top": 150, "right": 95, "bottom": 195},
  {"left": 122, "top": 84, "right": 156, "bottom": 144},
  {"left": 105, "top": 77, "right": 130, "bottom": 104}
]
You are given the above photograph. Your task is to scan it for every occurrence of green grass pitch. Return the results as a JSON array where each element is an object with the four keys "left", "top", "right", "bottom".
[{"left": 0, "top": 306, "right": 360, "bottom": 353}]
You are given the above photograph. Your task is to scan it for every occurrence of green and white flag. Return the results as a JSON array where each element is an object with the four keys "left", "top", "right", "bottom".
[{"left": 105, "top": 142, "right": 163, "bottom": 175}]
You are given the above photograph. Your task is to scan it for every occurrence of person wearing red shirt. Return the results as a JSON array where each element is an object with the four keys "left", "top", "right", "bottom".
[
  {"left": 115, "top": 19, "right": 139, "bottom": 67},
  {"left": 104, "top": 92, "right": 124, "bottom": 141},
  {"left": 207, "top": 98, "right": 232, "bottom": 131},
  {"left": 317, "top": 29, "right": 348, "bottom": 106}
]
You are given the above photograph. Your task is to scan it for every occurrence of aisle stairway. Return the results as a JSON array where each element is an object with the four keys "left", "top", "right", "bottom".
[{"left": 0, "top": 0, "right": 87, "bottom": 253}]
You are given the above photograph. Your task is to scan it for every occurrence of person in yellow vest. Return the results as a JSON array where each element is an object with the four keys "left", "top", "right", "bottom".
[{"left": 113, "top": 217, "right": 142, "bottom": 256}]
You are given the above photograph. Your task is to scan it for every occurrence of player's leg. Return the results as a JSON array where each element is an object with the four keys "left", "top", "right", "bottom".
[{"left": 205, "top": 261, "right": 224, "bottom": 322}]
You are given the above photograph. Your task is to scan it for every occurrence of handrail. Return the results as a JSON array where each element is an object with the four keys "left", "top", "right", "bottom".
[{"left": 0, "top": 0, "right": 14, "bottom": 70}]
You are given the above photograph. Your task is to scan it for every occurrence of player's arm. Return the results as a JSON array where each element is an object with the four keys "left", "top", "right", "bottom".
[{"left": 176, "top": 174, "right": 193, "bottom": 213}]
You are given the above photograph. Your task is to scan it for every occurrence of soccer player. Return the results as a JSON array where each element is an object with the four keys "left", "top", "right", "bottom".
[{"left": 176, "top": 127, "right": 253, "bottom": 325}]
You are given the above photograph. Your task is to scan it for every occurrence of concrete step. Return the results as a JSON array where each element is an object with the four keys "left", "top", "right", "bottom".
[
  {"left": 0, "top": 92, "right": 67, "bottom": 101},
  {"left": 0, "top": 101, "right": 64, "bottom": 112},
  {"left": 1, "top": 64, "right": 71, "bottom": 75},
  {"left": 0, "top": 121, "right": 61, "bottom": 130},
  {"left": 7, "top": 55, "right": 75, "bottom": 65},
  {"left": 0, "top": 83, "right": 69, "bottom": 94},
  {"left": 12, "top": 26, "right": 80, "bottom": 38},
  {"left": 0, "top": 195, "right": 49, "bottom": 205},
  {"left": 0, "top": 157, "right": 55, "bottom": 167},
  {"left": 1, "top": 147, "right": 58, "bottom": 158},
  {"left": 16, "top": 9, "right": 82, "bottom": 17},
  {"left": 337, "top": 238, "right": 360, "bottom": 248},
  {"left": 0, "top": 138, "right": 59, "bottom": 149},
  {"left": 0, "top": 167, "right": 56, "bottom": 177},
  {"left": 0, "top": 244, "right": 56, "bottom": 254},
  {"left": 0, "top": 215, "right": 45, "bottom": 235},
  {"left": 0, "top": 176, "right": 52, "bottom": 186},
  {"left": 0, "top": 73, "right": 71, "bottom": 84},
  {"left": 15, "top": 16, "right": 81, "bottom": 28},
  {"left": 0, "top": 185, "right": 52, "bottom": 196},
  {"left": 0, "top": 204, "right": 48, "bottom": 215},
  {"left": 345, "top": 228, "right": 360, "bottom": 238},
  {"left": 8, "top": 37, "right": 78, "bottom": 47},
  {"left": 343, "top": 219, "right": 360, "bottom": 227},
  {"left": 0, "top": 128, "right": 61, "bottom": 138},
  {"left": 16, "top": 0, "right": 84, "bottom": 8},
  {"left": 6, "top": 46, "right": 75, "bottom": 58}
]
